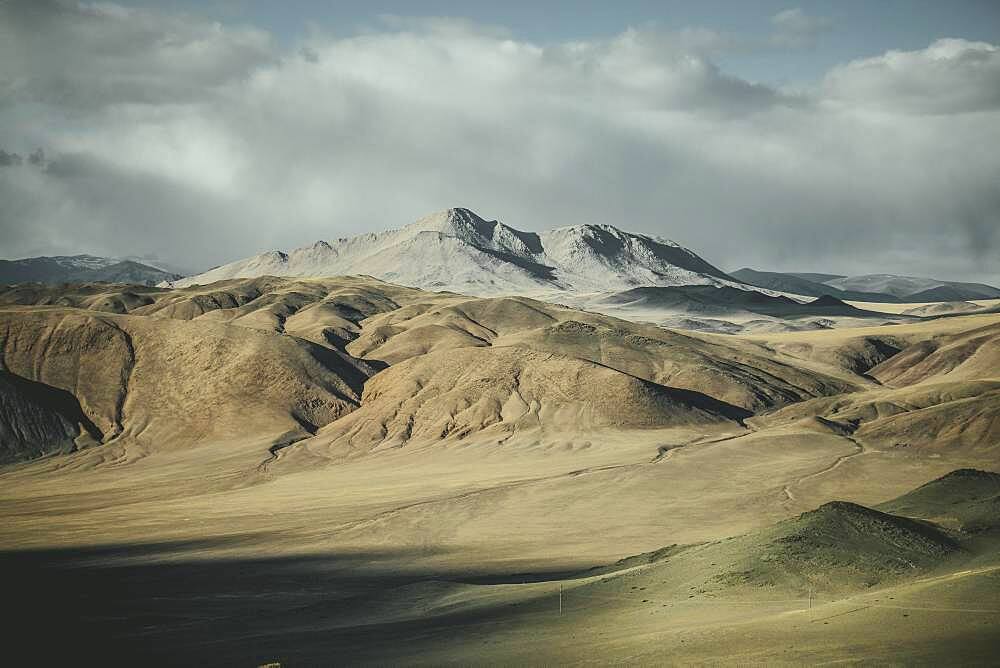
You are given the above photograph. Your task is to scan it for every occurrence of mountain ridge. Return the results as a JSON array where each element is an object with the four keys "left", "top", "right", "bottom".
[
  {"left": 0, "top": 255, "right": 182, "bottom": 287},
  {"left": 172, "top": 208, "right": 742, "bottom": 295},
  {"left": 732, "top": 267, "right": 1000, "bottom": 303},
  {"left": 730, "top": 268, "right": 902, "bottom": 302}
]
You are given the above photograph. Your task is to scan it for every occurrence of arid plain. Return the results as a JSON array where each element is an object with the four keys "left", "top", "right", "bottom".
[{"left": 2, "top": 277, "right": 999, "bottom": 665}]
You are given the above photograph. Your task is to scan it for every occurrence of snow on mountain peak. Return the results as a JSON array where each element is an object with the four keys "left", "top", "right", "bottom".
[
  {"left": 403, "top": 208, "right": 544, "bottom": 259},
  {"left": 174, "top": 208, "right": 738, "bottom": 295},
  {"left": 48, "top": 254, "right": 121, "bottom": 270}
]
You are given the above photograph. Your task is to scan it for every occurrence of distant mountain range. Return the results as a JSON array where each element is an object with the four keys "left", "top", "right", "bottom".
[
  {"left": 731, "top": 268, "right": 1000, "bottom": 303},
  {"left": 0, "top": 255, "right": 181, "bottom": 287},
  {"left": 4, "top": 209, "right": 998, "bottom": 306},
  {"left": 175, "top": 207, "right": 999, "bottom": 304}
]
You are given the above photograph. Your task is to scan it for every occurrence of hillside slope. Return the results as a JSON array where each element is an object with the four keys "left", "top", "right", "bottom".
[
  {"left": 0, "top": 306, "right": 373, "bottom": 458},
  {"left": 0, "top": 277, "right": 863, "bottom": 464},
  {"left": 292, "top": 346, "right": 749, "bottom": 459}
]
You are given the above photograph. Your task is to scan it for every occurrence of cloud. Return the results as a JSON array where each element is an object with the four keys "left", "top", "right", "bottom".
[
  {"left": 0, "top": 150, "right": 24, "bottom": 167},
  {"left": 1, "top": 3, "right": 998, "bottom": 284},
  {"left": 824, "top": 39, "right": 1000, "bottom": 114},
  {"left": 0, "top": 148, "right": 46, "bottom": 167},
  {"left": 0, "top": 0, "right": 274, "bottom": 110}
]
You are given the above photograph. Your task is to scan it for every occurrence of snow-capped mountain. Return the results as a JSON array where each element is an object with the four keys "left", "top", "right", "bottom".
[
  {"left": 0, "top": 255, "right": 182, "bottom": 286},
  {"left": 172, "top": 208, "right": 741, "bottom": 295}
]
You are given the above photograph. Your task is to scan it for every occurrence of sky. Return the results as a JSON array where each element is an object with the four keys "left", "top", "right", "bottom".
[{"left": 1, "top": 0, "right": 999, "bottom": 283}]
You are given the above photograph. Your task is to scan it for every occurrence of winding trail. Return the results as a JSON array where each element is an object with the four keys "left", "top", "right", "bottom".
[
  {"left": 328, "top": 460, "right": 641, "bottom": 534},
  {"left": 651, "top": 428, "right": 752, "bottom": 462},
  {"left": 782, "top": 435, "right": 867, "bottom": 502}
]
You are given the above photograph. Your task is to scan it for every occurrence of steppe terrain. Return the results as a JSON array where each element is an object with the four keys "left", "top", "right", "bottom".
[{"left": 2, "top": 276, "right": 999, "bottom": 665}]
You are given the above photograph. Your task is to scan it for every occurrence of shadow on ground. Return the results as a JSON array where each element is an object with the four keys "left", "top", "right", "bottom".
[{"left": 2, "top": 536, "right": 575, "bottom": 666}]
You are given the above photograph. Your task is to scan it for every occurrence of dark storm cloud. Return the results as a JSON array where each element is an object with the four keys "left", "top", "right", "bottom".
[
  {"left": 0, "top": 2, "right": 998, "bottom": 284},
  {"left": 957, "top": 186, "right": 1000, "bottom": 261},
  {"left": 0, "top": 0, "right": 274, "bottom": 110},
  {"left": 0, "top": 150, "right": 24, "bottom": 166}
]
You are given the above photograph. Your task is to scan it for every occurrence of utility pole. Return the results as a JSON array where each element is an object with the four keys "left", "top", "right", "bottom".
[{"left": 559, "top": 583, "right": 563, "bottom": 615}]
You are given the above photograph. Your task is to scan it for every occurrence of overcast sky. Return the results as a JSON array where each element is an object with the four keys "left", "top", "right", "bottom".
[{"left": 2, "top": 0, "right": 999, "bottom": 283}]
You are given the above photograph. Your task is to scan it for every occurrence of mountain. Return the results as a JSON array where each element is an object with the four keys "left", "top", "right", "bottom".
[
  {"left": 730, "top": 268, "right": 902, "bottom": 302},
  {"left": 599, "top": 285, "right": 887, "bottom": 318},
  {"left": 0, "top": 255, "right": 182, "bottom": 286},
  {"left": 173, "top": 208, "right": 739, "bottom": 295},
  {"left": 904, "top": 284, "right": 1000, "bottom": 302},
  {"left": 787, "top": 272, "right": 846, "bottom": 283},
  {"left": 118, "top": 255, "right": 194, "bottom": 277},
  {"left": 732, "top": 268, "right": 1000, "bottom": 303},
  {"left": 825, "top": 274, "right": 1000, "bottom": 301}
]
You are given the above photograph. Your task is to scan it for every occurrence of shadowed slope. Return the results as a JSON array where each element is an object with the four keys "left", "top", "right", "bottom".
[{"left": 0, "top": 371, "right": 103, "bottom": 463}]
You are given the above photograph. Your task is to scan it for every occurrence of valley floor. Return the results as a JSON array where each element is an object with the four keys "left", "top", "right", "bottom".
[{"left": 3, "top": 419, "right": 998, "bottom": 665}]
